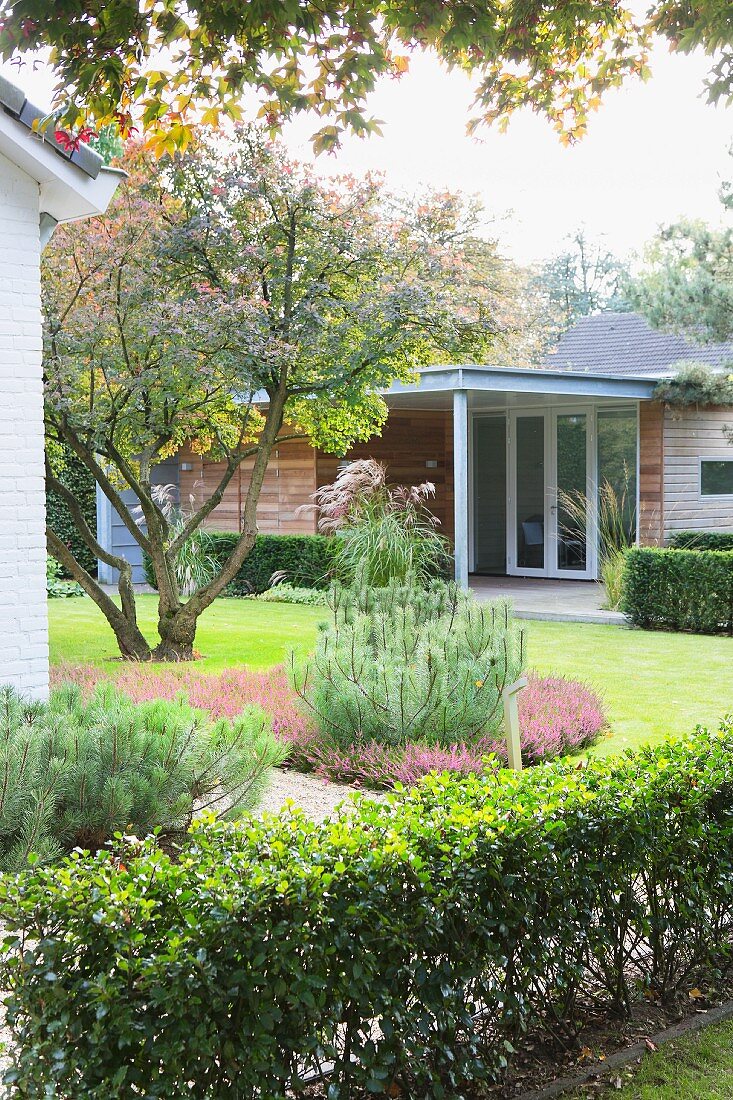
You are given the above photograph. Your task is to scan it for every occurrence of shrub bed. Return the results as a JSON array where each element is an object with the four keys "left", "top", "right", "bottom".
[
  {"left": 54, "top": 664, "right": 606, "bottom": 789},
  {"left": 622, "top": 546, "right": 733, "bottom": 634},
  {"left": 3, "top": 721, "right": 733, "bottom": 1098},
  {"left": 670, "top": 530, "right": 733, "bottom": 552},
  {"left": 143, "top": 532, "right": 337, "bottom": 594}
]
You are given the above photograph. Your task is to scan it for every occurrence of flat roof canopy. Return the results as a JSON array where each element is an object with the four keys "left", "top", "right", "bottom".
[{"left": 382, "top": 365, "right": 658, "bottom": 410}]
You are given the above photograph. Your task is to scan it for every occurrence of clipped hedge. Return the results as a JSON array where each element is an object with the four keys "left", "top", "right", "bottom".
[
  {"left": 144, "top": 532, "right": 337, "bottom": 594},
  {"left": 46, "top": 447, "right": 98, "bottom": 577},
  {"left": 622, "top": 546, "right": 733, "bottom": 634},
  {"left": 670, "top": 530, "right": 733, "bottom": 552},
  {"left": 4, "top": 722, "right": 733, "bottom": 1098}
]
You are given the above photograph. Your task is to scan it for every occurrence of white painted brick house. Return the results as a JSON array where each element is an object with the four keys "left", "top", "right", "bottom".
[{"left": 0, "top": 76, "right": 122, "bottom": 697}]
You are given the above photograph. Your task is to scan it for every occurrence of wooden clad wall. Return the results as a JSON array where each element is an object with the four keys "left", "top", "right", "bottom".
[
  {"left": 663, "top": 406, "right": 733, "bottom": 537},
  {"left": 178, "top": 437, "right": 318, "bottom": 534},
  {"left": 315, "top": 408, "right": 455, "bottom": 541},
  {"left": 177, "top": 408, "right": 455, "bottom": 539},
  {"left": 639, "top": 402, "right": 664, "bottom": 545}
]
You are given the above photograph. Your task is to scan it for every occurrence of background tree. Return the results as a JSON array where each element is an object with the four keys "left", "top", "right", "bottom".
[
  {"left": 535, "top": 229, "right": 631, "bottom": 335},
  {"left": 43, "top": 129, "right": 506, "bottom": 661},
  {"left": 8, "top": 0, "right": 725, "bottom": 153},
  {"left": 626, "top": 214, "right": 733, "bottom": 345}
]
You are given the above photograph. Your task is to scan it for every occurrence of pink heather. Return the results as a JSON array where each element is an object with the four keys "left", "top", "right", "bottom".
[{"left": 51, "top": 665, "right": 605, "bottom": 790}]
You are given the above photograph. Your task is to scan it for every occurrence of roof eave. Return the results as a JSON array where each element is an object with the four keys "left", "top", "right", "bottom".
[{"left": 0, "top": 108, "right": 125, "bottom": 222}]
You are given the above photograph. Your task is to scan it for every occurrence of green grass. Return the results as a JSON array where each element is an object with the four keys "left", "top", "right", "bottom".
[
  {"left": 569, "top": 1017, "right": 733, "bottom": 1098},
  {"left": 49, "top": 597, "right": 733, "bottom": 752},
  {"left": 525, "top": 620, "right": 733, "bottom": 755},
  {"left": 49, "top": 595, "right": 325, "bottom": 672}
]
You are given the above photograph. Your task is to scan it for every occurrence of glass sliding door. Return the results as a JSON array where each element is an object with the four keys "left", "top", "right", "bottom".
[
  {"left": 473, "top": 417, "right": 507, "bottom": 573},
  {"left": 513, "top": 414, "right": 546, "bottom": 574},
  {"left": 553, "top": 411, "right": 590, "bottom": 575}
]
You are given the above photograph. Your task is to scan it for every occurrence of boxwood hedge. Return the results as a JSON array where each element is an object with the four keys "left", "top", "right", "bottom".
[
  {"left": 3, "top": 722, "right": 733, "bottom": 1098},
  {"left": 622, "top": 546, "right": 733, "bottom": 634},
  {"left": 670, "top": 530, "right": 733, "bottom": 552},
  {"left": 144, "top": 532, "right": 338, "bottom": 594}
]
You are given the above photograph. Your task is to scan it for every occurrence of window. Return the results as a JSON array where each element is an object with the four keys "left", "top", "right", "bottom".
[
  {"left": 597, "top": 408, "right": 638, "bottom": 543},
  {"left": 701, "top": 459, "right": 733, "bottom": 497}
]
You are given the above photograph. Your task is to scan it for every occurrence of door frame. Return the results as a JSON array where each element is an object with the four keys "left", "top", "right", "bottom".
[
  {"left": 506, "top": 406, "right": 596, "bottom": 580},
  {"left": 548, "top": 406, "right": 597, "bottom": 581},
  {"left": 507, "top": 409, "right": 550, "bottom": 577}
]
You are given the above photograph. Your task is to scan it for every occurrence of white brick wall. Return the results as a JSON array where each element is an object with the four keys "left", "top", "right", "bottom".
[{"left": 0, "top": 151, "right": 48, "bottom": 698}]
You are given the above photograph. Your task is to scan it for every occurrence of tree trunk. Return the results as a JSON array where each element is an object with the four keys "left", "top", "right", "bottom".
[
  {"left": 47, "top": 528, "right": 153, "bottom": 661},
  {"left": 147, "top": 387, "right": 289, "bottom": 661},
  {"left": 152, "top": 606, "right": 198, "bottom": 662}
]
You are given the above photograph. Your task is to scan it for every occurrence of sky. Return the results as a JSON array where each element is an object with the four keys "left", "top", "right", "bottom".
[{"left": 4, "top": 39, "right": 731, "bottom": 267}]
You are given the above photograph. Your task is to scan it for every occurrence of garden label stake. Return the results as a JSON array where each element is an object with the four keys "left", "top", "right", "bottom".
[{"left": 503, "top": 676, "right": 528, "bottom": 771}]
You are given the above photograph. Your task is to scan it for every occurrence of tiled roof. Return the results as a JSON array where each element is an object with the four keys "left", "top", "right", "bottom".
[
  {"left": 0, "top": 72, "right": 103, "bottom": 180},
  {"left": 541, "top": 311, "right": 733, "bottom": 378}
]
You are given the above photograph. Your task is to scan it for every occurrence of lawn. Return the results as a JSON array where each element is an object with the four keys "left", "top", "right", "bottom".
[
  {"left": 570, "top": 1017, "right": 733, "bottom": 1098},
  {"left": 50, "top": 595, "right": 326, "bottom": 672},
  {"left": 49, "top": 595, "right": 733, "bottom": 754}
]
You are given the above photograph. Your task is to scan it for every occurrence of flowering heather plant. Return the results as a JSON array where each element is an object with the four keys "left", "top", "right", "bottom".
[
  {"left": 52, "top": 666, "right": 605, "bottom": 790},
  {"left": 51, "top": 664, "right": 315, "bottom": 753},
  {"left": 516, "top": 674, "right": 606, "bottom": 763}
]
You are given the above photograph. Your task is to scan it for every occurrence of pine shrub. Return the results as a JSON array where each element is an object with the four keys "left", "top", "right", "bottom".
[
  {"left": 291, "top": 581, "right": 525, "bottom": 749},
  {"left": 0, "top": 683, "right": 285, "bottom": 868}
]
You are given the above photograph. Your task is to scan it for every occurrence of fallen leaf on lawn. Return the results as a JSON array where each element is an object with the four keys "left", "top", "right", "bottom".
[
  {"left": 689, "top": 987, "right": 704, "bottom": 1000},
  {"left": 611, "top": 1075, "right": 623, "bottom": 1089},
  {"left": 644, "top": 1038, "right": 658, "bottom": 1052},
  {"left": 579, "top": 1046, "right": 594, "bottom": 1061}
]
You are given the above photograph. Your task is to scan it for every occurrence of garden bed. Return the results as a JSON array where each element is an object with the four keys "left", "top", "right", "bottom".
[{"left": 52, "top": 660, "right": 607, "bottom": 789}]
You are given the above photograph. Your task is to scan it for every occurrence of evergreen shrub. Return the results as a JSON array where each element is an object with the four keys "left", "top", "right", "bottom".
[
  {"left": 3, "top": 721, "right": 733, "bottom": 1097},
  {"left": 622, "top": 547, "right": 733, "bottom": 633},
  {"left": 291, "top": 581, "right": 525, "bottom": 749},
  {"left": 143, "top": 532, "right": 337, "bottom": 593},
  {"left": 46, "top": 447, "right": 98, "bottom": 577},
  {"left": 0, "top": 683, "right": 284, "bottom": 868},
  {"left": 670, "top": 531, "right": 733, "bottom": 552}
]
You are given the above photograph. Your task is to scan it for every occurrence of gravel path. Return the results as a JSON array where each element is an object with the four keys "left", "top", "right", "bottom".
[{"left": 259, "top": 768, "right": 382, "bottom": 820}]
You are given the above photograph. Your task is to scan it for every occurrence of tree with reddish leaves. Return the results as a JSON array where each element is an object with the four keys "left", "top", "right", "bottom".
[{"left": 43, "top": 129, "right": 509, "bottom": 660}]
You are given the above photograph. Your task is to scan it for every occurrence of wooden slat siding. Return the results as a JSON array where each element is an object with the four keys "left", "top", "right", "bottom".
[
  {"left": 177, "top": 436, "right": 318, "bottom": 535},
  {"left": 663, "top": 405, "right": 733, "bottom": 537},
  {"left": 314, "top": 409, "right": 455, "bottom": 540},
  {"left": 639, "top": 402, "right": 664, "bottom": 545}
]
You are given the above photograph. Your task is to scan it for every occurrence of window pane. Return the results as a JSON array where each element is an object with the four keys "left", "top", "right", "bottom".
[
  {"left": 516, "top": 416, "right": 544, "bottom": 569},
  {"left": 597, "top": 409, "right": 637, "bottom": 543},
  {"left": 473, "top": 418, "right": 507, "bottom": 573},
  {"left": 701, "top": 460, "right": 733, "bottom": 496},
  {"left": 556, "top": 413, "right": 587, "bottom": 571}
]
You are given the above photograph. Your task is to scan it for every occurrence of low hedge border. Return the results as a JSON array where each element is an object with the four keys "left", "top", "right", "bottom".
[
  {"left": 622, "top": 546, "right": 733, "bottom": 634},
  {"left": 3, "top": 721, "right": 733, "bottom": 1098},
  {"left": 670, "top": 531, "right": 733, "bottom": 553},
  {"left": 144, "top": 532, "right": 338, "bottom": 594}
]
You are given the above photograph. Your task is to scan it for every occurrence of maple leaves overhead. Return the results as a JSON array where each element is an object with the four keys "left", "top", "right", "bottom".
[{"left": 1, "top": 0, "right": 730, "bottom": 155}]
